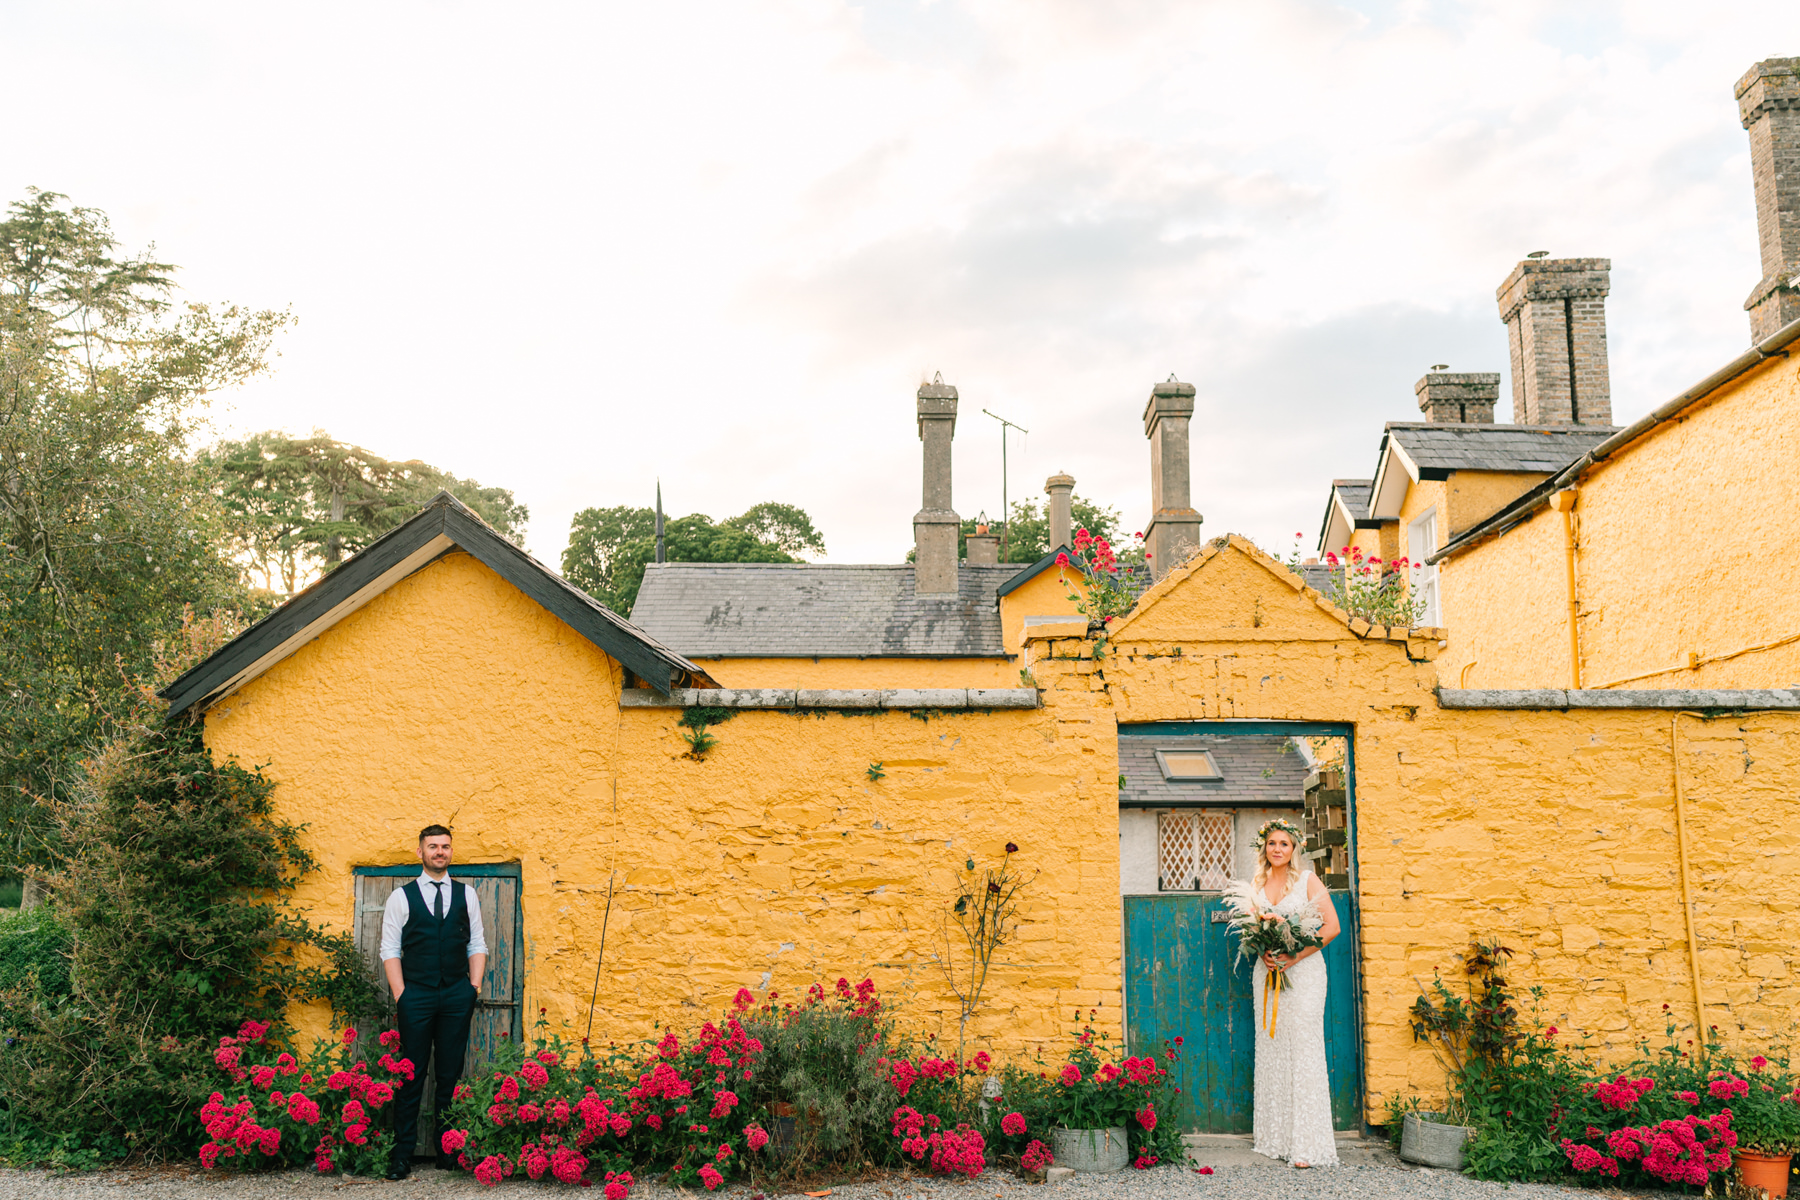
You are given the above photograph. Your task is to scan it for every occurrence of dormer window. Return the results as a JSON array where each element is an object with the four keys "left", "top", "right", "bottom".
[{"left": 1153, "top": 748, "right": 1222, "bottom": 781}]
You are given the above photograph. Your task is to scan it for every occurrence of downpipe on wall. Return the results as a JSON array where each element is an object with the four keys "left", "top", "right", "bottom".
[
  {"left": 1670, "top": 714, "right": 1706, "bottom": 1041},
  {"left": 1550, "top": 489, "right": 1582, "bottom": 689}
]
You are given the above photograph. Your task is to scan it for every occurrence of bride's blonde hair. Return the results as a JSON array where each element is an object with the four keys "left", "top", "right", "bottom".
[{"left": 1251, "top": 818, "right": 1307, "bottom": 898}]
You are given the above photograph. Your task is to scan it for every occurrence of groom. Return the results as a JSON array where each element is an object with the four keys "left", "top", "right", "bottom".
[{"left": 380, "top": 824, "right": 488, "bottom": 1180}]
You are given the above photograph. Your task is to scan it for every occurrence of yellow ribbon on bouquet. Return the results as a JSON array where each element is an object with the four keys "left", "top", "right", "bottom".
[{"left": 1263, "top": 968, "right": 1282, "bottom": 1038}]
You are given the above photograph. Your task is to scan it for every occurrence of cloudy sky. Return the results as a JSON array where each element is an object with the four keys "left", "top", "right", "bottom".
[{"left": 4, "top": 1, "right": 1788, "bottom": 566}]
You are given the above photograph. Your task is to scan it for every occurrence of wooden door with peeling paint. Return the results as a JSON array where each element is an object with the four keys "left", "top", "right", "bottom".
[{"left": 354, "top": 863, "right": 523, "bottom": 1154}]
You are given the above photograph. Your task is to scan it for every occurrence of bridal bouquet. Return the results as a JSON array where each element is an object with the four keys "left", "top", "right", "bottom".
[{"left": 1220, "top": 879, "right": 1325, "bottom": 993}]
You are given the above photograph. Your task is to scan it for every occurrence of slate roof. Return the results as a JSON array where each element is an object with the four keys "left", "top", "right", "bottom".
[
  {"left": 1384, "top": 422, "right": 1619, "bottom": 476},
  {"left": 1332, "top": 479, "right": 1374, "bottom": 518},
  {"left": 1118, "top": 734, "right": 1309, "bottom": 809},
  {"left": 630, "top": 563, "right": 1024, "bottom": 657}
]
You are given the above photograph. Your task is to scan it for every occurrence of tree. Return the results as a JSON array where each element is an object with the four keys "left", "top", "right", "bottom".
[
  {"left": 204, "top": 431, "right": 528, "bottom": 595},
  {"left": 0, "top": 189, "right": 281, "bottom": 869},
  {"left": 562, "top": 502, "right": 825, "bottom": 615},
  {"left": 911, "top": 494, "right": 1124, "bottom": 564}
]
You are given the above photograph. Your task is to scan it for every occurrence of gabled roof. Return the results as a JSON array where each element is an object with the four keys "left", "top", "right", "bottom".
[
  {"left": 629, "top": 562, "right": 1021, "bottom": 658},
  {"left": 1434, "top": 313, "right": 1800, "bottom": 563},
  {"left": 160, "top": 492, "right": 709, "bottom": 717},
  {"left": 1367, "top": 422, "right": 1618, "bottom": 519},
  {"left": 1316, "top": 479, "right": 1382, "bottom": 555},
  {"left": 1108, "top": 533, "right": 1445, "bottom": 645},
  {"left": 994, "top": 544, "right": 1073, "bottom": 599}
]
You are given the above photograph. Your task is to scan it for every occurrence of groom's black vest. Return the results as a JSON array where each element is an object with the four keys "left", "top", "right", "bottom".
[{"left": 399, "top": 878, "right": 470, "bottom": 989}]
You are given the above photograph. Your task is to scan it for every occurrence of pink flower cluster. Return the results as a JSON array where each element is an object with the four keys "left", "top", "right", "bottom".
[
  {"left": 1707, "top": 1075, "right": 1750, "bottom": 1100},
  {"left": 890, "top": 1106, "right": 985, "bottom": 1176},
  {"left": 1592, "top": 1075, "right": 1656, "bottom": 1111},
  {"left": 199, "top": 1025, "right": 412, "bottom": 1175},
  {"left": 1020, "top": 1139, "right": 1054, "bottom": 1172},
  {"left": 1562, "top": 1111, "right": 1736, "bottom": 1187},
  {"left": 1001, "top": 1111, "right": 1027, "bottom": 1137}
]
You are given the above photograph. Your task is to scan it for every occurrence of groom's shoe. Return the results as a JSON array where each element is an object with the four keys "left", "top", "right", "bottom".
[{"left": 385, "top": 1157, "right": 413, "bottom": 1181}]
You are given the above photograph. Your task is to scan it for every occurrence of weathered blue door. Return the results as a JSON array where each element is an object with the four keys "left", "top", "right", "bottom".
[{"left": 1123, "top": 892, "right": 1361, "bottom": 1132}]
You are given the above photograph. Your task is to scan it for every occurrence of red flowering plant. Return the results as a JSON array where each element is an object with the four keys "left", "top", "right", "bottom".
[
  {"left": 880, "top": 1045, "right": 990, "bottom": 1175},
  {"left": 196, "top": 1021, "right": 412, "bottom": 1176},
  {"left": 1320, "top": 544, "right": 1425, "bottom": 628},
  {"left": 1056, "top": 528, "right": 1145, "bottom": 632},
  {"left": 436, "top": 995, "right": 772, "bottom": 1193},
  {"left": 992, "top": 1017, "right": 1182, "bottom": 1170}
]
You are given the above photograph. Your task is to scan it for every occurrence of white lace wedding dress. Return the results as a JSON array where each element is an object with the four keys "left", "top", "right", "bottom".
[{"left": 1250, "top": 868, "right": 1339, "bottom": 1166}]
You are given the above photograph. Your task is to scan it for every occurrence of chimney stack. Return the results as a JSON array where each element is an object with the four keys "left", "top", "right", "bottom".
[
  {"left": 1737, "top": 57, "right": 1800, "bottom": 342},
  {"left": 966, "top": 516, "right": 999, "bottom": 565},
  {"left": 1415, "top": 372, "right": 1500, "bottom": 424},
  {"left": 1496, "top": 257, "right": 1613, "bottom": 426},
  {"left": 1045, "top": 472, "right": 1075, "bottom": 551},
  {"left": 913, "top": 378, "right": 961, "bottom": 595},
  {"left": 1143, "top": 379, "right": 1202, "bottom": 579}
]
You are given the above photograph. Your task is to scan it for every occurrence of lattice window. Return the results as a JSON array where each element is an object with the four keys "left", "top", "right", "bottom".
[{"left": 1157, "top": 811, "right": 1233, "bottom": 891}]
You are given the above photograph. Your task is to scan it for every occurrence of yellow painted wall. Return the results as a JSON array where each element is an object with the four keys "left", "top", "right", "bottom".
[
  {"left": 696, "top": 657, "right": 1018, "bottom": 688},
  {"left": 998, "top": 565, "right": 1086, "bottom": 656},
  {"left": 1100, "top": 539, "right": 1800, "bottom": 1111},
  {"left": 205, "top": 551, "right": 1122, "bottom": 1061},
  {"left": 1440, "top": 351, "right": 1800, "bottom": 689},
  {"left": 202, "top": 536, "right": 1800, "bottom": 1125}
]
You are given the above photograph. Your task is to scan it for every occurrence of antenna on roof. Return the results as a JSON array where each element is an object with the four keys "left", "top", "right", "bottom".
[
  {"left": 981, "top": 408, "right": 1029, "bottom": 561},
  {"left": 1431, "top": 363, "right": 1449, "bottom": 371},
  {"left": 655, "top": 481, "right": 665, "bottom": 564},
  {"left": 1526, "top": 250, "right": 1549, "bottom": 259},
  {"left": 933, "top": 371, "right": 943, "bottom": 384}
]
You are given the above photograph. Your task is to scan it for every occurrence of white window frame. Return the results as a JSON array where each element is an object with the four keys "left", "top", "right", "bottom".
[
  {"left": 1156, "top": 810, "right": 1234, "bottom": 892},
  {"left": 1407, "top": 508, "right": 1441, "bottom": 626}
]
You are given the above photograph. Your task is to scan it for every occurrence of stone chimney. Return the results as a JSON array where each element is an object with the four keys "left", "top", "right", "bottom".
[
  {"left": 1738, "top": 57, "right": 1800, "bottom": 342},
  {"left": 1415, "top": 372, "right": 1500, "bottom": 424},
  {"left": 1045, "top": 472, "right": 1075, "bottom": 551},
  {"left": 913, "top": 378, "right": 961, "bottom": 595},
  {"left": 966, "top": 515, "right": 1000, "bottom": 565},
  {"left": 1496, "top": 257, "right": 1612, "bottom": 426},
  {"left": 1143, "top": 379, "right": 1202, "bottom": 579}
]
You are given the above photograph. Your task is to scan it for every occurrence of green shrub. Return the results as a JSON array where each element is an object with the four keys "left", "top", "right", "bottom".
[
  {"left": 0, "top": 724, "right": 381, "bottom": 1164},
  {"left": 740, "top": 979, "right": 897, "bottom": 1167},
  {"left": 0, "top": 876, "right": 22, "bottom": 909},
  {"left": 0, "top": 904, "right": 71, "bottom": 1004}
]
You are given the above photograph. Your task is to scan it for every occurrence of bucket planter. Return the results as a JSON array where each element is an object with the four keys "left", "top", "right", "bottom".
[
  {"left": 1399, "top": 1112, "right": 1473, "bottom": 1170},
  {"left": 1050, "top": 1126, "right": 1129, "bottom": 1173},
  {"left": 1734, "top": 1150, "right": 1792, "bottom": 1199}
]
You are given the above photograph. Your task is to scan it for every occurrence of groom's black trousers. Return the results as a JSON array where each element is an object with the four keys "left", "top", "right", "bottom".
[{"left": 390, "top": 980, "right": 477, "bottom": 1166}]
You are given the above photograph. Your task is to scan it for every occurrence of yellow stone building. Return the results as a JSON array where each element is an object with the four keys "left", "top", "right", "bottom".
[{"left": 162, "top": 55, "right": 1800, "bottom": 1136}]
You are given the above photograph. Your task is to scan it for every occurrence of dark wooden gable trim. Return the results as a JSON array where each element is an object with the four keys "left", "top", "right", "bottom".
[
  {"left": 438, "top": 505, "right": 683, "bottom": 695},
  {"left": 995, "top": 545, "right": 1076, "bottom": 599},
  {"left": 160, "top": 494, "right": 698, "bottom": 718}
]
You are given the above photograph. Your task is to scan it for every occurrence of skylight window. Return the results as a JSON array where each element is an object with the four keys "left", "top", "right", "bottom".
[{"left": 1153, "top": 749, "right": 1222, "bottom": 781}]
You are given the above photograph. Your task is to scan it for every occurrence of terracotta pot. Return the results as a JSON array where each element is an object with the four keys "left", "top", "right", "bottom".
[{"left": 1735, "top": 1150, "right": 1792, "bottom": 1199}]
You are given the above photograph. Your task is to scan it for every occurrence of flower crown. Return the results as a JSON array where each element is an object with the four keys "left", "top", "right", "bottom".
[{"left": 1254, "top": 818, "right": 1306, "bottom": 851}]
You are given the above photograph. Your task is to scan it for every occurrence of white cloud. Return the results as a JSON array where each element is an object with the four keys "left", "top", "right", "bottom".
[{"left": 1, "top": 0, "right": 1784, "bottom": 567}]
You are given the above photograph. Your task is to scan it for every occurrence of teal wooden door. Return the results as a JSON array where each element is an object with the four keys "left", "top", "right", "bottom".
[{"left": 1124, "top": 892, "right": 1361, "bottom": 1132}]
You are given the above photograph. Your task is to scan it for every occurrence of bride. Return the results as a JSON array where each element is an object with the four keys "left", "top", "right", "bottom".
[{"left": 1249, "top": 818, "right": 1341, "bottom": 1168}]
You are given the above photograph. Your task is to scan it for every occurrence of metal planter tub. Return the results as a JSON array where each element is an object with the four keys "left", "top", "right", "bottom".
[
  {"left": 1051, "top": 1126, "right": 1129, "bottom": 1173},
  {"left": 1399, "top": 1112, "right": 1473, "bottom": 1170}
]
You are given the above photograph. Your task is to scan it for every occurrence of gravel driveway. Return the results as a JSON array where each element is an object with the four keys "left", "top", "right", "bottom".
[{"left": 0, "top": 1158, "right": 1676, "bottom": 1200}]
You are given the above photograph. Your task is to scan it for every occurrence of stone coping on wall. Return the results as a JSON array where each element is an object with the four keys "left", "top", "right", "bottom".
[
  {"left": 619, "top": 687, "right": 1042, "bottom": 710},
  {"left": 1437, "top": 687, "right": 1800, "bottom": 710}
]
